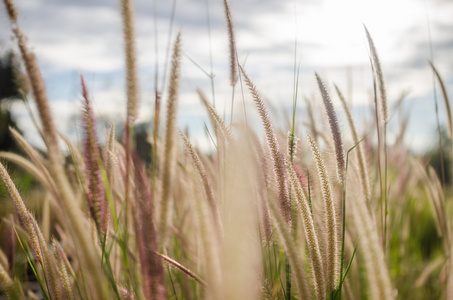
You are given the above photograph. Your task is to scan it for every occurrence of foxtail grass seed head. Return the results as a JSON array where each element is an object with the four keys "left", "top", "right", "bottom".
[
  {"left": 3, "top": 0, "right": 18, "bottom": 23},
  {"left": 81, "top": 75, "right": 109, "bottom": 235},
  {"left": 223, "top": 0, "right": 238, "bottom": 86},
  {"left": 315, "top": 74, "right": 345, "bottom": 183},
  {"left": 0, "top": 260, "right": 13, "bottom": 293},
  {"left": 11, "top": 27, "right": 62, "bottom": 162},
  {"left": 0, "top": 161, "right": 45, "bottom": 265},
  {"left": 287, "top": 160, "right": 326, "bottom": 299},
  {"left": 122, "top": 0, "right": 139, "bottom": 123},
  {"left": 133, "top": 154, "right": 166, "bottom": 300},
  {"left": 364, "top": 26, "right": 388, "bottom": 125},
  {"left": 179, "top": 129, "right": 224, "bottom": 237},
  {"left": 308, "top": 135, "right": 340, "bottom": 291},
  {"left": 159, "top": 32, "right": 182, "bottom": 246},
  {"left": 240, "top": 65, "right": 292, "bottom": 228}
]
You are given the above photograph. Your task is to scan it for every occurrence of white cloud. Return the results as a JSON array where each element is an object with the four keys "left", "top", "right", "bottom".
[{"left": 1, "top": 0, "right": 452, "bottom": 152}]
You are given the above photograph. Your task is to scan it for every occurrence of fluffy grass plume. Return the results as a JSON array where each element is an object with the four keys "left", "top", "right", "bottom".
[
  {"left": 179, "top": 130, "right": 223, "bottom": 238},
  {"left": 316, "top": 74, "right": 345, "bottom": 183},
  {"left": 287, "top": 160, "right": 326, "bottom": 299},
  {"left": 223, "top": 0, "right": 238, "bottom": 87},
  {"left": 121, "top": 0, "right": 139, "bottom": 123},
  {"left": 364, "top": 25, "right": 388, "bottom": 125},
  {"left": 308, "top": 135, "right": 340, "bottom": 292},
  {"left": 4, "top": 1, "right": 61, "bottom": 162},
  {"left": 81, "top": 75, "right": 109, "bottom": 236},
  {"left": 133, "top": 154, "right": 166, "bottom": 300},
  {"left": 240, "top": 65, "right": 292, "bottom": 228}
]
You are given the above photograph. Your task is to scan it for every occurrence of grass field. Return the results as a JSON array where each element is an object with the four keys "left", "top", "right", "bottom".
[{"left": 0, "top": 0, "right": 452, "bottom": 299}]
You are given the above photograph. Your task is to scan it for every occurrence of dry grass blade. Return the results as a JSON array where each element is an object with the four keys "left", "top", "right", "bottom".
[
  {"left": 159, "top": 32, "right": 182, "bottom": 246},
  {"left": 9, "top": 128, "right": 52, "bottom": 182},
  {"left": 154, "top": 251, "right": 207, "bottom": 288},
  {"left": 240, "top": 65, "right": 292, "bottom": 227}
]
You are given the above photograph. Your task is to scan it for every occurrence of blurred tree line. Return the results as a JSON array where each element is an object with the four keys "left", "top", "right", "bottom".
[
  {"left": 0, "top": 48, "right": 28, "bottom": 152},
  {"left": 425, "top": 127, "right": 452, "bottom": 186}
]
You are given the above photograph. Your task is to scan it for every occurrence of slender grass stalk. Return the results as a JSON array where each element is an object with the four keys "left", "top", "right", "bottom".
[
  {"left": 337, "top": 138, "right": 366, "bottom": 299},
  {"left": 423, "top": 1, "right": 447, "bottom": 191},
  {"left": 365, "top": 26, "right": 389, "bottom": 251},
  {"left": 159, "top": 32, "right": 182, "bottom": 247},
  {"left": 429, "top": 61, "right": 452, "bottom": 139},
  {"left": 153, "top": 0, "right": 177, "bottom": 158},
  {"left": 308, "top": 135, "right": 340, "bottom": 292}
]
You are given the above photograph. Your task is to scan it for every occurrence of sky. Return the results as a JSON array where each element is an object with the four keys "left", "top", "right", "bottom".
[{"left": 0, "top": 0, "right": 452, "bottom": 153}]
